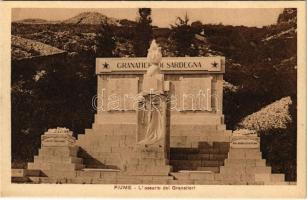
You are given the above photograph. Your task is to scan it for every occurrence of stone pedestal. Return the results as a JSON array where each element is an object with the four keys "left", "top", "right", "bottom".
[
  {"left": 217, "top": 129, "right": 286, "bottom": 184},
  {"left": 27, "top": 127, "right": 84, "bottom": 178}
]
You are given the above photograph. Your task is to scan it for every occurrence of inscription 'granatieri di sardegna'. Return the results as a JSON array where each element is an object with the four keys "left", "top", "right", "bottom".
[{"left": 96, "top": 57, "right": 224, "bottom": 73}]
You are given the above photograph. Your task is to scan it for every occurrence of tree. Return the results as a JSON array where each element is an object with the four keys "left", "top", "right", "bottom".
[
  {"left": 170, "top": 13, "right": 198, "bottom": 56},
  {"left": 95, "top": 21, "right": 116, "bottom": 57},
  {"left": 133, "top": 8, "right": 153, "bottom": 57}
]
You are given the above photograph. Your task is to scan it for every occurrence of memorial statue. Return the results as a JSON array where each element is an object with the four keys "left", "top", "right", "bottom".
[{"left": 137, "top": 40, "right": 168, "bottom": 146}]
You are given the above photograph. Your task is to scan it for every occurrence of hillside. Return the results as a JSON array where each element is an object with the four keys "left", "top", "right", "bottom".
[
  {"left": 12, "top": 35, "right": 66, "bottom": 60},
  {"left": 14, "top": 18, "right": 49, "bottom": 24},
  {"left": 237, "top": 97, "right": 292, "bottom": 132}
]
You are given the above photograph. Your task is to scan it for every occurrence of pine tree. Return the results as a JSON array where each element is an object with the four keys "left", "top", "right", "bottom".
[
  {"left": 133, "top": 8, "right": 153, "bottom": 57},
  {"left": 170, "top": 13, "right": 198, "bottom": 56},
  {"left": 95, "top": 21, "right": 116, "bottom": 57}
]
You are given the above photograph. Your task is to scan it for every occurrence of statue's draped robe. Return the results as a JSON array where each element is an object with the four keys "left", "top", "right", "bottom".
[{"left": 138, "top": 96, "right": 164, "bottom": 145}]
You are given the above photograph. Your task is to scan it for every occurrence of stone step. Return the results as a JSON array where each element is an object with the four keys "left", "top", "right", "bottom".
[
  {"left": 170, "top": 148, "right": 200, "bottom": 154},
  {"left": 220, "top": 166, "right": 271, "bottom": 175},
  {"left": 170, "top": 160, "right": 224, "bottom": 171},
  {"left": 127, "top": 165, "right": 172, "bottom": 176},
  {"left": 11, "top": 169, "right": 41, "bottom": 177},
  {"left": 28, "top": 162, "right": 84, "bottom": 171},
  {"left": 170, "top": 129, "right": 228, "bottom": 137},
  {"left": 170, "top": 153, "right": 227, "bottom": 161},
  {"left": 254, "top": 173, "right": 285, "bottom": 183},
  {"left": 199, "top": 147, "right": 229, "bottom": 154},
  {"left": 38, "top": 146, "right": 79, "bottom": 157},
  {"left": 34, "top": 156, "right": 83, "bottom": 164},
  {"left": 224, "top": 159, "right": 266, "bottom": 167},
  {"left": 197, "top": 167, "right": 220, "bottom": 173},
  {"left": 171, "top": 171, "right": 215, "bottom": 181},
  {"left": 11, "top": 177, "right": 30, "bottom": 183}
]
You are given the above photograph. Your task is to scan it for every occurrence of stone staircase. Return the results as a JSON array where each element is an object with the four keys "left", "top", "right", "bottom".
[
  {"left": 76, "top": 123, "right": 137, "bottom": 169},
  {"left": 170, "top": 142, "right": 229, "bottom": 172},
  {"left": 27, "top": 146, "right": 84, "bottom": 178},
  {"left": 169, "top": 146, "right": 292, "bottom": 185}
]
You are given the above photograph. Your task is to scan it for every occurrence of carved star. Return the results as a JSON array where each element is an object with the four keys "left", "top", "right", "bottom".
[
  {"left": 211, "top": 61, "right": 218, "bottom": 67},
  {"left": 103, "top": 62, "right": 109, "bottom": 69}
]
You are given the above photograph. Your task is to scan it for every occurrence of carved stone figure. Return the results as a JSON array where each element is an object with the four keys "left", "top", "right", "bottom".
[{"left": 138, "top": 40, "right": 167, "bottom": 146}]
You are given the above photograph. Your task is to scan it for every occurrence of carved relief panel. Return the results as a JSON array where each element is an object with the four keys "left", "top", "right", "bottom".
[{"left": 107, "top": 78, "right": 139, "bottom": 111}]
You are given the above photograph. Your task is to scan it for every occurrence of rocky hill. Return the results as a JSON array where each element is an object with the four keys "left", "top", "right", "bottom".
[{"left": 62, "top": 12, "right": 118, "bottom": 25}]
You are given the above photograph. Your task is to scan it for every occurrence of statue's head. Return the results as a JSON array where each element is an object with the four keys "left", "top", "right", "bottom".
[{"left": 147, "top": 40, "right": 162, "bottom": 65}]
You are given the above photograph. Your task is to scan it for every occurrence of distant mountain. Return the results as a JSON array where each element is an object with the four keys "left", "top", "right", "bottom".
[
  {"left": 14, "top": 18, "right": 49, "bottom": 24},
  {"left": 62, "top": 12, "right": 118, "bottom": 25}
]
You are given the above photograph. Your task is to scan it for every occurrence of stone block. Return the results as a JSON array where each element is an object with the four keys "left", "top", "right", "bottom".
[
  {"left": 117, "top": 178, "right": 141, "bottom": 184},
  {"left": 207, "top": 133, "right": 230, "bottom": 143},
  {"left": 149, "top": 179, "right": 169, "bottom": 184},
  {"left": 28, "top": 177, "right": 53, "bottom": 184},
  {"left": 254, "top": 173, "right": 271, "bottom": 183},
  {"left": 11, "top": 177, "right": 30, "bottom": 183},
  {"left": 256, "top": 159, "right": 266, "bottom": 167},
  {"left": 218, "top": 174, "right": 242, "bottom": 182},
  {"left": 70, "top": 177, "right": 94, "bottom": 184},
  {"left": 168, "top": 179, "right": 195, "bottom": 185},
  {"left": 152, "top": 175, "right": 174, "bottom": 180},
  {"left": 40, "top": 170, "right": 77, "bottom": 178},
  {"left": 187, "top": 154, "right": 210, "bottom": 160},
  {"left": 198, "top": 142, "right": 212, "bottom": 149},
  {"left": 199, "top": 148, "right": 220, "bottom": 154},
  {"left": 214, "top": 174, "right": 222, "bottom": 181},
  {"left": 189, "top": 172, "right": 214, "bottom": 180},
  {"left": 247, "top": 166, "right": 271, "bottom": 174},
  {"left": 201, "top": 160, "right": 220, "bottom": 167},
  {"left": 197, "top": 166, "right": 220, "bottom": 173},
  {"left": 170, "top": 172, "right": 190, "bottom": 180},
  {"left": 101, "top": 171, "right": 118, "bottom": 179},
  {"left": 213, "top": 142, "right": 230, "bottom": 152},
  {"left": 219, "top": 166, "right": 245, "bottom": 176},
  {"left": 76, "top": 170, "right": 102, "bottom": 178},
  {"left": 194, "top": 180, "right": 221, "bottom": 185},
  {"left": 266, "top": 182, "right": 289, "bottom": 185},
  {"left": 270, "top": 174, "right": 285, "bottom": 182},
  {"left": 209, "top": 153, "right": 227, "bottom": 161},
  {"left": 41, "top": 146, "right": 78, "bottom": 157},
  {"left": 224, "top": 159, "right": 245, "bottom": 166},
  {"left": 28, "top": 162, "right": 51, "bottom": 170},
  {"left": 26, "top": 169, "right": 41, "bottom": 177},
  {"left": 228, "top": 149, "right": 245, "bottom": 159},
  {"left": 50, "top": 163, "right": 84, "bottom": 171},
  {"left": 11, "top": 169, "right": 26, "bottom": 177}
]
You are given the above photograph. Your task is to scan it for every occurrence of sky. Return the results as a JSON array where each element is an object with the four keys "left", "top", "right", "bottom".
[{"left": 12, "top": 8, "right": 284, "bottom": 28}]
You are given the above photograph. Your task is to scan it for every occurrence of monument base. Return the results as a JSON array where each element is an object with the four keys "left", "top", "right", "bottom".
[
  {"left": 125, "top": 143, "right": 172, "bottom": 176},
  {"left": 27, "top": 128, "right": 84, "bottom": 178}
]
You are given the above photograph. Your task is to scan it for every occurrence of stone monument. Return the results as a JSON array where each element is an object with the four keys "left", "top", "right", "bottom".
[{"left": 21, "top": 40, "right": 289, "bottom": 185}]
